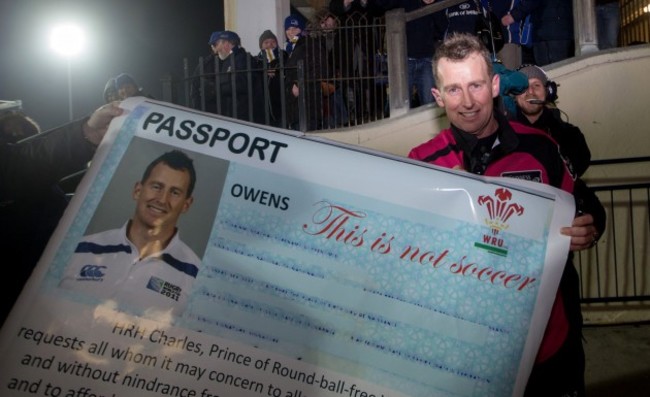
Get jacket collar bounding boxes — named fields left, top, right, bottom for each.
left=450, top=110, right=519, bottom=158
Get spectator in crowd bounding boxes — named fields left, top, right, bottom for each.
left=313, top=7, right=350, bottom=127
left=284, top=15, right=305, bottom=56
left=216, top=30, right=263, bottom=123
left=444, top=1, right=483, bottom=36
left=596, top=0, right=620, bottom=50
left=114, top=73, right=152, bottom=100
left=502, top=0, right=575, bottom=66
left=284, top=11, right=331, bottom=130
left=317, top=6, right=358, bottom=123
left=0, top=111, right=40, bottom=144
left=103, top=77, right=120, bottom=103
left=376, top=0, right=447, bottom=108
left=444, top=1, right=504, bottom=59
left=256, top=29, right=289, bottom=127
left=408, top=33, right=599, bottom=397
left=493, top=0, right=532, bottom=69
left=193, top=30, right=260, bottom=123
left=329, top=0, right=386, bottom=123
left=259, top=29, right=279, bottom=52
left=190, top=31, right=223, bottom=114
left=60, top=149, right=201, bottom=317
left=1, top=102, right=122, bottom=326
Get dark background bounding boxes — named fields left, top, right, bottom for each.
left=0, top=0, right=224, bottom=131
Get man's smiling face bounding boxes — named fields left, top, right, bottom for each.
left=432, top=53, right=500, bottom=138
left=132, top=162, right=193, bottom=232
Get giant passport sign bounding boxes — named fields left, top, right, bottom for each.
left=0, top=98, right=574, bottom=397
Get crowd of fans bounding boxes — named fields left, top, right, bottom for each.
left=184, top=1, right=619, bottom=133
left=189, top=4, right=388, bottom=131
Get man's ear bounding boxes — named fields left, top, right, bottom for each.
left=132, top=181, right=142, bottom=200
left=182, top=196, right=194, bottom=214
left=431, top=87, right=444, bottom=107
left=492, top=73, right=501, bottom=98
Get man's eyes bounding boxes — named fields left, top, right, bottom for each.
left=447, top=83, right=483, bottom=94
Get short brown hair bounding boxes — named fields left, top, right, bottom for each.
left=141, top=150, right=196, bottom=197
left=433, top=33, right=494, bottom=86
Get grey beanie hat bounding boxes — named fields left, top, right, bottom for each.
left=517, top=64, right=548, bottom=85
left=258, top=30, right=278, bottom=49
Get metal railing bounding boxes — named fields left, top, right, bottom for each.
left=576, top=157, right=650, bottom=303
left=165, top=0, right=650, bottom=131
left=172, top=13, right=388, bottom=133
left=621, top=0, right=650, bottom=45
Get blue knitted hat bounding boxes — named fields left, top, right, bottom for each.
left=284, top=15, right=305, bottom=31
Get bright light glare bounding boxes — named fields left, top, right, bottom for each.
left=49, top=24, right=86, bottom=57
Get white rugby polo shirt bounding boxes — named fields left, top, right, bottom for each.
left=59, top=223, right=201, bottom=316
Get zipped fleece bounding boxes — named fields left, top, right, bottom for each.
left=409, top=113, right=575, bottom=363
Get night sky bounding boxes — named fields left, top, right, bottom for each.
left=0, top=0, right=224, bottom=131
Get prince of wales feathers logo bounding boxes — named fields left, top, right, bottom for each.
left=475, top=188, right=525, bottom=256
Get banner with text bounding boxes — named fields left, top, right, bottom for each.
left=0, top=98, right=574, bottom=397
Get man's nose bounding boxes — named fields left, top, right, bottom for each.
left=461, top=91, right=473, bottom=108
left=155, top=189, right=171, bottom=203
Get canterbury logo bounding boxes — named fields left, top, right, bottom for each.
left=79, top=265, right=107, bottom=280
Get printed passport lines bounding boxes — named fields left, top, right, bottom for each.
left=189, top=285, right=492, bottom=394
left=220, top=219, right=339, bottom=259
left=197, top=269, right=398, bottom=330
left=207, top=240, right=510, bottom=338
left=360, top=286, right=511, bottom=336
left=184, top=312, right=280, bottom=344
left=213, top=237, right=325, bottom=279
